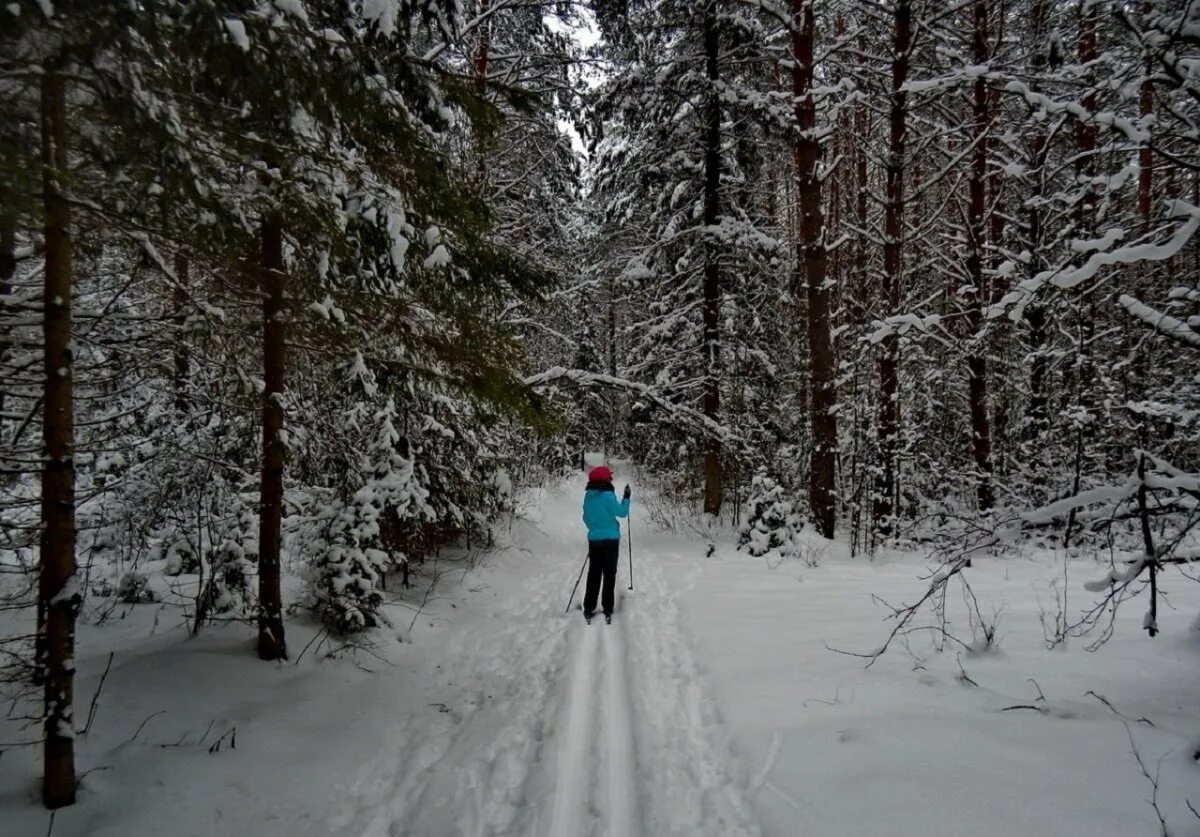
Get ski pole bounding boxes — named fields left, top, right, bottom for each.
left=564, top=552, right=588, bottom=615
left=627, top=517, right=634, bottom=591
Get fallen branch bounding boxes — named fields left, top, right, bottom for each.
left=122, top=710, right=165, bottom=747
left=293, top=627, right=328, bottom=666
left=1123, top=723, right=1168, bottom=835
left=1084, top=690, right=1156, bottom=727
left=159, top=719, right=214, bottom=749
left=207, top=726, right=236, bottom=754
left=955, top=653, right=978, bottom=688
left=81, top=651, right=115, bottom=736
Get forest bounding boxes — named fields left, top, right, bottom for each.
left=2, top=1, right=1199, bottom=834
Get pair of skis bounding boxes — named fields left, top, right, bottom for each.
left=583, top=612, right=612, bottom=626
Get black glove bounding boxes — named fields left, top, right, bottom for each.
left=623, top=484, right=631, bottom=500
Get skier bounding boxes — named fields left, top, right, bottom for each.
left=581, top=465, right=631, bottom=624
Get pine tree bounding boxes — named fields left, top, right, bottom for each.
left=791, top=0, right=837, bottom=538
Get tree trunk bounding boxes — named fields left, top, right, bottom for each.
left=1024, top=0, right=1051, bottom=445
left=1076, top=2, right=1098, bottom=225
left=0, top=202, right=13, bottom=430
left=829, top=13, right=847, bottom=326
left=472, top=0, right=491, bottom=184
left=606, top=271, right=618, bottom=455
left=875, top=0, right=912, bottom=534
left=173, top=253, right=190, bottom=412
left=474, top=0, right=490, bottom=96
left=1130, top=1, right=1154, bottom=444
left=702, top=4, right=722, bottom=516
left=965, top=0, right=995, bottom=512
left=852, top=93, right=869, bottom=329
left=39, top=60, right=78, bottom=810
left=1138, top=44, right=1153, bottom=226
left=1071, top=0, right=1099, bottom=456
left=792, top=0, right=836, bottom=538
left=257, top=211, right=287, bottom=661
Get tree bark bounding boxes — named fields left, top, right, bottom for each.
left=173, top=253, right=190, bottom=412
left=257, top=211, right=287, bottom=661
left=606, top=271, right=618, bottom=455
left=0, top=200, right=13, bottom=430
left=792, top=0, right=836, bottom=538
left=875, top=0, right=912, bottom=533
left=829, top=14, right=847, bottom=326
left=474, top=0, right=491, bottom=177
left=853, top=107, right=869, bottom=329
left=1138, top=48, right=1153, bottom=226
left=474, top=0, right=490, bottom=96
left=1076, top=2, right=1098, bottom=224
left=702, top=3, right=722, bottom=516
left=965, top=0, right=995, bottom=512
left=1130, top=1, right=1154, bottom=440
left=1070, top=0, right=1099, bottom=461
left=1024, top=0, right=1051, bottom=444
left=39, top=60, right=78, bottom=810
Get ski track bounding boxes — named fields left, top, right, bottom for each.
left=331, top=566, right=570, bottom=837
left=548, top=623, right=599, bottom=837
left=625, top=553, right=763, bottom=837
left=334, top=501, right=762, bottom=837
left=602, top=619, right=640, bottom=837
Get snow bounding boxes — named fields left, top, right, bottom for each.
left=387, top=211, right=410, bottom=270
left=223, top=19, right=250, bottom=52
left=1118, top=294, right=1200, bottom=348
left=422, top=244, right=450, bottom=269
left=3, top=482, right=1199, bottom=835
left=1083, top=556, right=1146, bottom=592
left=549, top=626, right=600, bottom=836
left=362, top=0, right=399, bottom=37
left=661, top=535, right=1200, bottom=836
left=50, top=574, right=78, bottom=606
left=272, top=0, right=308, bottom=21
left=992, top=201, right=1200, bottom=320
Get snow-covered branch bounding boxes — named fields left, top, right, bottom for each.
left=523, top=367, right=734, bottom=443
left=1117, top=294, right=1200, bottom=349
left=991, top=201, right=1200, bottom=320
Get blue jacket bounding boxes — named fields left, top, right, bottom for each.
left=582, top=488, right=630, bottom=541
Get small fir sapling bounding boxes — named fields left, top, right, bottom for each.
left=737, top=468, right=805, bottom=559
left=300, top=398, right=433, bottom=633
left=197, top=499, right=257, bottom=620
left=116, top=572, right=158, bottom=604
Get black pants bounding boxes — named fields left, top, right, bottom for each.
left=583, top=538, right=620, bottom=616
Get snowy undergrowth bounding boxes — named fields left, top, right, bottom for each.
left=0, top=540, right=492, bottom=836
left=652, top=524, right=1200, bottom=837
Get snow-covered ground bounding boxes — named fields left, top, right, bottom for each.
left=3, top=478, right=1199, bottom=836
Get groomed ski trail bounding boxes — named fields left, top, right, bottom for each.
left=622, top=553, right=762, bottom=837
left=545, top=613, right=640, bottom=837
left=602, top=622, right=639, bottom=837
left=329, top=559, right=572, bottom=837
left=331, top=485, right=762, bottom=837
left=547, top=623, right=599, bottom=836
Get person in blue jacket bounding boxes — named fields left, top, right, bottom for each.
left=581, top=465, right=631, bottom=624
